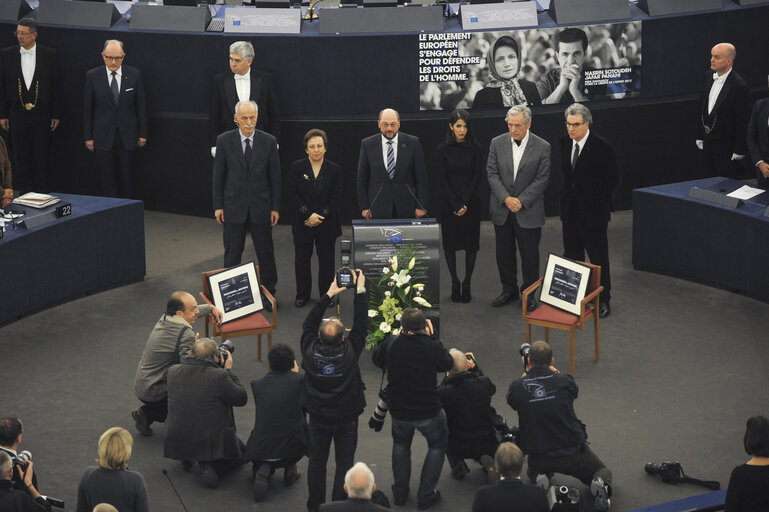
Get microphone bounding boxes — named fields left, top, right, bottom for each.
left=365, top=184, right=385, bottom=222
left=162, top=469, right=190, bottom=512
left=406, top=184, right=428, bottom=217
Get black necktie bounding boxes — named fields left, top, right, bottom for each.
left=572, top=143, right=580, bottom=170
left=110, top=71, right=119, bottom=103
left=244, top=138, right=252, bottom=168
left=514, top=139, right=522, bottom=147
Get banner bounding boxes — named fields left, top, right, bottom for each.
left=419, top=22, right=642, bottom=111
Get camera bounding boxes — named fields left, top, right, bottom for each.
left=645, top=461, right=683, bottom=483
left=548, top=485, right=581, bottom=511
left=368, top=387, right=390, bottom=432
left=520, top=343, right=531, bottom=369
left=13, top=450, right=32, bottom=471
left=218, top=340, right=235, bottom=367
left=336, top=240, right=356, bottom=288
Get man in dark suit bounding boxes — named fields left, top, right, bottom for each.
left=210, top=40, right=279, bottom=155
left=244, top=344, right=308, bottom=502
left=471, top=443, right=549, bottom=512
left=0, top=18, right=59, bottom=194
left=319, top=462, right=389, bottom=512
left=696, top=43, right=750, bottom=178
left=747, top=78, right=769, bottom=189
left=83, top=40, right=147, bottom=198
left=164, top=338, right=248, bottom=489
left=487, top=105, right=550, bottom=311
left=357, top=108, right=428, bottom=219
left=559, top=103, right=619, bottom=318
left=212, top=100, right=280, bottom=297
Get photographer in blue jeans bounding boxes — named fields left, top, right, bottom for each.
left=372, top=309, right=453, bottom=510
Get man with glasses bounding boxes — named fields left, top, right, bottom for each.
left=83, top=39, right=147, bottom=198
left=0, top=18, right=60, bottom=194
left=559, top=103, right=619, bottom=318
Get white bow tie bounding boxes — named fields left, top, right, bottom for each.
left=712, top=72, right=725, bottom=81
left=20, top=47, right=34, bottom=56
left=234, top=74, right=249, bottom=81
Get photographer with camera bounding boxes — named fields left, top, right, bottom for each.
left=0, top=417, right=39, bottom=492
left=164, top=338, right=247, bottom=489
left=0, top=451, right=50, bottom=511
left=132, top=291, right=222, bottom=437
left=372, top=308, right=453, bottom=510
left=438, top=349, right=501, bottom=482
left=300, top=270, right=368, bottom=512
left=506, top=341, right=612, bottom=511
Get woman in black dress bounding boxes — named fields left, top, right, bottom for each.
left=473, top=35, right=541, bottom=109
left=725, top=415, right=769, bottom=512
left=290, top=129, right=342, bottom=307
left=437, top=109, right=484, bottom=303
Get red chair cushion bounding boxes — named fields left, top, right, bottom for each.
left=218, top=313, right=272, bottom=333
left=527, top=303, right=589, bottom=326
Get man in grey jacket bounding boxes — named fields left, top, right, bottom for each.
left=132, top=291, right=222, bottom=436
left=487, top=105, right=550, bottom=312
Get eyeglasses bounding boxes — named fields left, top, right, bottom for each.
left=565, top=122, right=587, bottom=128
left=14, top=31, right=33, bottom=37
left=104, top=55, right=124, bottom=62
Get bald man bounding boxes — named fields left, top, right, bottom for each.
left=132, top=291, right=222, bottom=437
left=696, top=42, right=750, bottom=179
left=357, top=108, right=428, bottom=219
left=319, top=462, right=389, bottom=512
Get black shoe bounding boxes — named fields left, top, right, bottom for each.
left=461, top=284, right=471, bottom=303
left=294, top=298, right=308, bottom=308
left=131, top=409, right=153, bottom=437
left=526, top=295, right=538, bottom=313
left=417, top=491, right=441, bottom=510
left=253, top=463, right=270, bottom=501
left=492, top=292, right=517, bottom=307
left=200, top=462, right=219, bottom=489
left=451, top=282, right=461, bottom=302
left=283, top=465, right=301, bottom=486
left=451, top=460, right=470, bottom=480
left=599, top=301, right=611, bottom=318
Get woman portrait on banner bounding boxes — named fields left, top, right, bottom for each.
left=436, top=109, right=484, bottom=303
left=76, top=427, right=149, bottom=512
left=472, top=35, right=542, bottom=109
left=290, top=128, right=342, bottom=308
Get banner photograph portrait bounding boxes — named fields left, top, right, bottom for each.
left=419, top=22, right=642, bottom=111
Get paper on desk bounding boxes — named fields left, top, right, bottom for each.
left=727, top=185, right=766, bottom=201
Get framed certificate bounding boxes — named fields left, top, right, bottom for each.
left=206, top=261, right=264, bottom=323
left=539, top=254, right=592, bottom=315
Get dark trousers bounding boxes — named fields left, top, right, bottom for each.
left=494, top=214, right=541, bottom=295
left=391, top=410, right=448, bottom=504
left=563, top=213, right=611, bottom=302
left=250, top=455, right=302, bottom=475
left=702, top=139, right=740, bottom=179
left=95, top=134, right=135, bottom=198
left=293, top=223, right=336, bottom=301
left=306, top=417, right=358, bottom=512
left=206, top=438, right=246, bottom=476
left=222, top=216, right=277, bottom=295
left=139, top=398, right=167, bottom=423
left=9, top=109, right=51, bottom=192
left=527, top=444, right=612, bottom=487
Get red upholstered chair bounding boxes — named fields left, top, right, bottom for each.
left=200, top=267, right=277, bottom=362
left=521, top=261, right=603, bottom=375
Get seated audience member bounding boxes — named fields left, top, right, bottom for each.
left=132, top=291, right=222, bottom=437
left=319, top=462, right=389, bottom=512
left=164, top=338, right=248, bottom=488
left=243, top=344, right=308, bottom=502
left=471, top=443, right=549, bottom=512
left=725, top=415, right=769, bottom=512
left=0, top=416, right=39, bottom=491
left=76, top=427, right=149, bottom=512
left=438, top=349, right=499, bottom=481
left=0, top=451, right=50, bottom=511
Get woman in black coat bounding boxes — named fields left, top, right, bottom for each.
left=473, top=35, right=541, bottom=109
left=437, top=109, right=484, bottom=303
left=290, top=129, right=342, bottom=307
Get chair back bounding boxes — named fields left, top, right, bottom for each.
left=580, top=261, right=601, bottom=299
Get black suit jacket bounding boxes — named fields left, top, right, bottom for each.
left=559, top=132, right=620, bottom=226
left=698, top=69, right=750, bottom=154
left=356, top=131, right=427, bottom=219
left=320, top=498, right=391, bottom=512
left=471, top=479, right=549, bottom=512
left=0, top=44, right=60, bottom=120
left=83, top=65, right=148, bottom=151
left=212, top=128, right=281, bottom=225
left=290, top=157, right=342, bottom=237
left=747, top=97, right=769, bottom=186
left=209, top=69, right=280, bottom=144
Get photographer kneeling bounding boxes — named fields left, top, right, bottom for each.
left=0, top=451, right=50, bottom=511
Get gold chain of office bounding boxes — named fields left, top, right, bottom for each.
left=18, top=78, right=38, bottom=111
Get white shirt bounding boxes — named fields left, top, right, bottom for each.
left=510, top=131, right=530, bottom=182
left=572, top=129, right=590, bottom=164
left=234, top=69, right=251, bottom=103
left=106, top=66, right=122, bottom=92
left=708, top=68, right=731, bottom=114
left=20, top=44, right=36, bottom=90
left=381, top=133, right=399, bottom=171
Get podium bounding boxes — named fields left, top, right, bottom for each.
left=352, top=218, right=441, bottom=337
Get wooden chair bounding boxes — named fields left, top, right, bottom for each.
left=521, top=261, right=603, bottom=375
left=200, top=267, right=277, bottom=362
